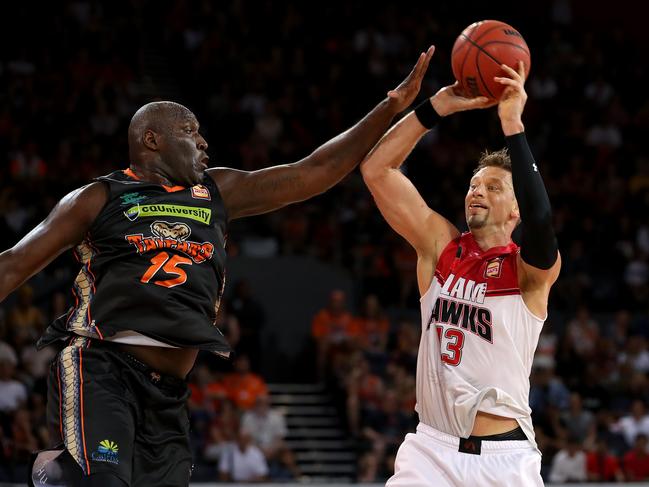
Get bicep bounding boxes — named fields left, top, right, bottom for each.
left=208, top=165, right=310, bottom=220
left=0, top=183, right=107, bottom=299
left=363, top=167, right=459, bottom=258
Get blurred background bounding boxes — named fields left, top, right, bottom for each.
left=0, top=0, right=648, bottom=484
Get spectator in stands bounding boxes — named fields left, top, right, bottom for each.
left=586, top=437, right=625, bottom=482
left=346, top=355, right=384, bottom=435
left=312, top=289, right=357, bottom=381
left=560, top=392, right=596, bottom=447
left=361, top=389, right=410, bottom=462
left=623, top=433, right=649, bottom=481
left=7, top=285, right=45, bottom=340
left=219, top=429, right=269, bottom=482
left=353, top=294, right=390, bottom=371
left=223, top=354, right=269, bottom=410
left=614, top=399, right=649, bottom=448
left=548, top=436, right=588, bottom=483
left=241, top=394, right=300, bottom=480
left=0, top=342, right=26, bottom=413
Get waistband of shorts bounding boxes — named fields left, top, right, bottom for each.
left=68, top=335, right=187, bottom=390
left=416, top=422, right=533, bottom=452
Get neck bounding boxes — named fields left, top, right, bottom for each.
left=470, top=226, right=512, bottom=251
left=130, top=162, right=174, bottom=187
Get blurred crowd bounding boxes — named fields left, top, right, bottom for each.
left=1, top=0, right=648, bottom=483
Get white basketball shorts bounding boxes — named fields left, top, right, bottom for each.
left=386, top=422, right=543, bottom=487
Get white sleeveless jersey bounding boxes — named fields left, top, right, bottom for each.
left=416, top=232, right=544, bottom=452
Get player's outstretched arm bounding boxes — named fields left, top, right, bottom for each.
left=495, top=62, right=561, bottom=309
left=361, top=79, right=495, bottom=293
left=0, top=183, right=107, bottom=302
left=207, top=47, right=436, bottom=220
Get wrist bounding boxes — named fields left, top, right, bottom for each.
left=430, top=94, right=451, bottom=117
left=501, top=119, right=524, bottom=136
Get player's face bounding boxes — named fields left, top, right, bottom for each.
left=159, top=114, right=209, bottom=187
left=465, top=166, right=519, bottom=231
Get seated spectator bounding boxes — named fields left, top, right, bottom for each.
left=613, top=399, right=649, bottom=448
left=586, top=437, right=624, bottom=482
left=559, top=392, right=596, bottom=447
left=311, top=289, right=358, bottom=381
left=624, top=433, right=649, bottom=481
left=0, top=342, right=27, bottom=413
left=346, top=356, right=384, bottom=435
left=7, top=285, right=45, bottom=340
left=361, top=389, right=410, bottom=460
left=241, top=395, right=299, bottom=480
left=223, top=354, right=268, bottom=410
left=219, top=429, right=269, bottom=482
left=549, top=436, right=587, bottom=483
left=353, top=294, right=389, bottom=361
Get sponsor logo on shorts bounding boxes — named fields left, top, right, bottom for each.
left=124, top=204, right=211, bottom=224
left=91, top=439, right=119, bottom=464
left=120, top=192, right=148, bottom=206
left=191, top=184, right=211, bottom=200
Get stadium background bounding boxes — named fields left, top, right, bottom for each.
left=1, top=0, right=648, bottom=484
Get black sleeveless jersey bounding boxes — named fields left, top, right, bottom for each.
left=38, top=169, right=231, bottom=354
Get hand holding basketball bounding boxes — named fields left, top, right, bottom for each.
left=495, top=61, right=527, bottom=135
left=430, top=82, right=496, bottom=117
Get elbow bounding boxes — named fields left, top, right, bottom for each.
left=360, top=159, right=383, bottom=184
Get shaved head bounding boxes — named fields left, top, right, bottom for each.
left=126, top=101, right=209, bottom=187
left=128, top=101, right=195, bottom=162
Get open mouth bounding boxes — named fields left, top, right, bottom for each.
left=469, top=203, right=488, bottom=210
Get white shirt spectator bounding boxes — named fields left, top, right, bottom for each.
left=241, top=408, right=288, bottom=449
left=219, top=441, right=269, bottom=482
left=0, top=377, right=28, bottom=412
left=549, top=448, right=587, bottom=483
left=615, top=414, right=649, bottom=447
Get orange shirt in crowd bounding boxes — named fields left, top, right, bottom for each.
left=222, top=372, right=268, bottom=410
left=311, top=309, right=358, bottom=340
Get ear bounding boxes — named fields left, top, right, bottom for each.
left=142, top=129, right=159, bottom=151
left=511, top=201, right=520, bottom=222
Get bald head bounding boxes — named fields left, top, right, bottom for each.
left=128, top=101, right=195, bottom=162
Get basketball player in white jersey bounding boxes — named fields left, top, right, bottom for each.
left=361, top=58, right=560, bottom=486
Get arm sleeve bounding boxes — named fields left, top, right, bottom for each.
left=506, top=132, right=558, bottom=270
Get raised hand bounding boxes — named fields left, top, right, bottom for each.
left=430, top=81, right=497, bottom=117
left=386, top=46, right=435, bottom=113
left=494, top=61, right=528, bottom=135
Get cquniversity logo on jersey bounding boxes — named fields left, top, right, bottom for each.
left=91, top=439, right=119, bottom=464
left=124, top=204, right=211, bottom=225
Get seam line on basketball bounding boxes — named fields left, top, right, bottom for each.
left=460, top=33, right=503, bottom=66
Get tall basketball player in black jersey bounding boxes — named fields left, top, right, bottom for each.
left=0, top=47, right=494, bottom=487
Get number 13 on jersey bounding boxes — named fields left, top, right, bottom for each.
left=436, top=326, right=465, bottom=366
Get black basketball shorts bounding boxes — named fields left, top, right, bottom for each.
left=34, top=336, right=192, bottom=486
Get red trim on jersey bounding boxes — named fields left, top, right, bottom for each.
left=435, top=232, right=520, bottom=293
left=123, top=168, right=186, bottom=192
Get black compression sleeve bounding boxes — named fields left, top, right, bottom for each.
left=506, top=132, right=558, bottom=269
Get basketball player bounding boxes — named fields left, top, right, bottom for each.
left=361, top=61, right=560, bottom=486
left=0, top=49, right=437, bottom=487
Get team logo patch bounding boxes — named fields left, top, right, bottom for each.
left=151, top=221, right=191, bottom=240
left=91, top=439, right=119, bottom=464
left=191, top=184, right=211, bottom=200
left=484, top=258, right=503, bottom=279
left=126, top=220, right=214, bottom=264
left=120, top=192, right=148, bottom=206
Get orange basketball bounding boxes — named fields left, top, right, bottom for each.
left=451, top=20, right=531, bottom=100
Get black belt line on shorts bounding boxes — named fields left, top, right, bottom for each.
left=458, top=426, right=527, bottom=455
left=86, top=338, right=186, bottom=388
